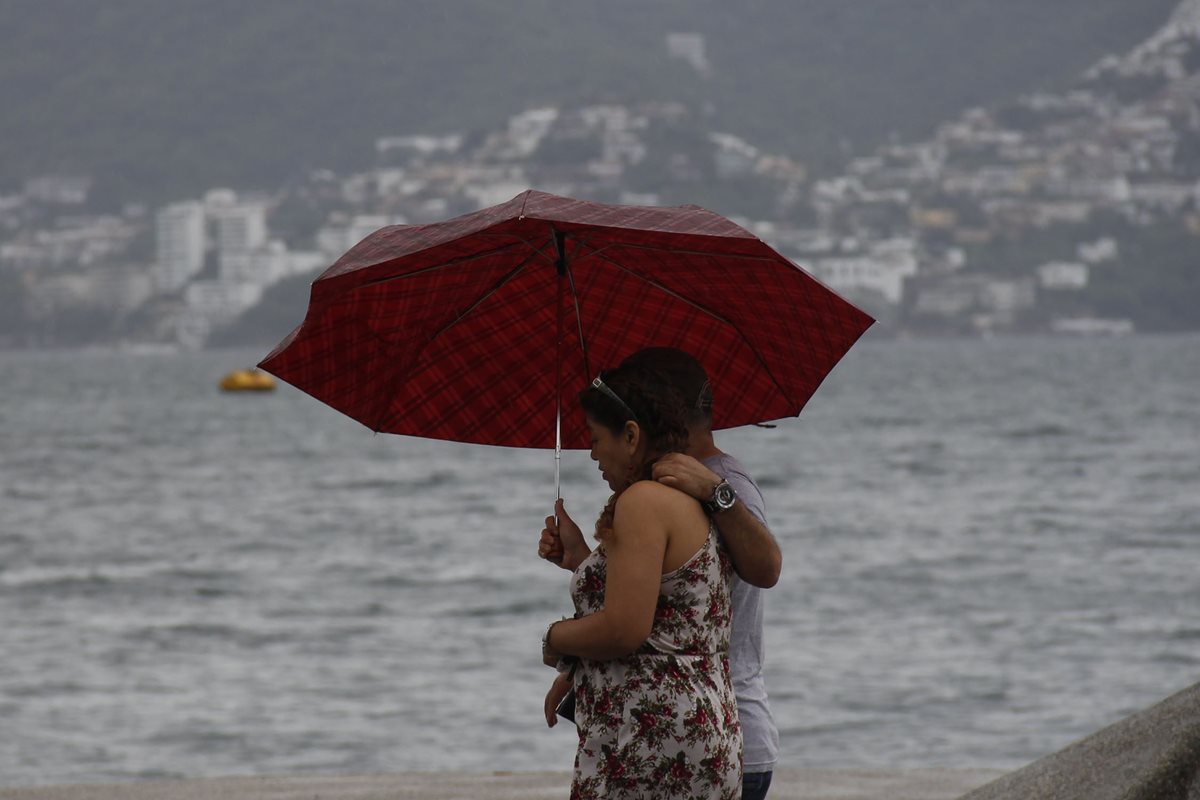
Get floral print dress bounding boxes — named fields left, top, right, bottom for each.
left=568, top=528, right=742, bottom=800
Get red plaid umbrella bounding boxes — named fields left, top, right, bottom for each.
left=259, top=190, right=873, bottom=452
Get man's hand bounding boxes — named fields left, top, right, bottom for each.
left=654, top=452, right=782, bottom=588
left=538, top=498, right=591, bottom=571
left=544, top=671, right=573, bottom=728
left=652, top=452, right=721, bottom=501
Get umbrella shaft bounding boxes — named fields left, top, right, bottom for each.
left=555, top=405, right=562, bottom=520
left=554, top=228, right=566, bottom=516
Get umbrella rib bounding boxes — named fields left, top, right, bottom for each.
left=586, top=240, right=780, bottom=264
left=564, top=257, right=591, bottom=381
left=351, top=237, right=532, bottom=290
left=427, top=247, right=546, bottom=342
left=549, top=229, right=617, bottom=389
left=581, top=246, right=796, bottom=412
left=585, top=248, right=735, bottom=322
left=369, top=247, right=549, bottom=432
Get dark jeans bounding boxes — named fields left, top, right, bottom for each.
left=743, top=770, right=773, bottom=800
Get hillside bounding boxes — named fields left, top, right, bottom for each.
left=0, top=0, right=1179, bottom=206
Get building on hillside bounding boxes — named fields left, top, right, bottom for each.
left=665, top=33, right=710, bottom=76
left=212, top=200, right=273, bottom=286
left=176, top=281, right=265, bottom=349
left=154, top=202, right=206, bottom=294
left=89, top=265, right=154, bottom=314
left=219, top=241, right=283, bottom=286
left=213, top=202, right=267, bottom=257
left=1129, top=181, right=1195, bottom=212
left=710, top=133, right=760, bottom=179
left=183, top=281, right=262, bottom=323
left=479, top=108, right=558, bottom=161
left=315, top=214, right=406, bottom=259
left=1050, top=317, right=1135, bottom=336
left=24, top=175, right=92, bottom=205
left=1077, top=237, right=1119, bottom=263
left=221, top=242, right=325, bottom=286
left=1037, top=261, right=1090, bottom=290
left=375, top=133, right=465, bottom=163
left=806, top=237, right=916, bottom=307
left=908, top=274, right=1037, bottom=331
left=24, top=265, right=152, bottom=320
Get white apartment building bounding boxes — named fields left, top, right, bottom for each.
left=221, top=243, right=326, bottom=286
left=214, top=202, right=268, bottom=257
left=803, top=239, right=919, bottom=305
left=316, top=214, right=400, bottom=259
left=183, top=280, right=263, bottom=327
left=155, top=201, right=205, bottom=294
left=1038, top=261, right=1090, bottom=290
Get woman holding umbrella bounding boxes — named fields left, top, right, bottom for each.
left=541, top=361, right=741, bottom=800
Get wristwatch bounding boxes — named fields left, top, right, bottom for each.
left=703, top=478, right=738, bottom=513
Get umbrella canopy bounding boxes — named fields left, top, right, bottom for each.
left=259, top=190, right=873, bottom=449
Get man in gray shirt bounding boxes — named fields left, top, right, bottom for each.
left=540, top=347, right=781, bottom=800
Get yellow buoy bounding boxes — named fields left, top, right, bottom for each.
left=219, top=369, right=276, bottom=392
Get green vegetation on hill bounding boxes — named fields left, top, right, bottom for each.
left=959, top=213, right=1200, bottom=332
left=1088, top=222, right=1200, bottom=330
left=0, top=0, right=1179, bottom=205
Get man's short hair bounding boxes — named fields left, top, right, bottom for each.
left=619, top=347, right=712, bottom=427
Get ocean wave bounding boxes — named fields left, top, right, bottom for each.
left=1000, top=423, right=1074, bottom=439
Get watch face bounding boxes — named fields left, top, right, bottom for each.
left=714, top=481, right=736, bottom=510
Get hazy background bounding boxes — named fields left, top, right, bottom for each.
left=3, top=0, right=1199, bottom=349
left=0, top=0, right=1181, bottom=204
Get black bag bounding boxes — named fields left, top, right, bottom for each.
left=556, top=687, right=577, bottom=723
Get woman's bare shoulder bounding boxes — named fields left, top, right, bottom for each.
left=615, top=479, right=697, bottom=515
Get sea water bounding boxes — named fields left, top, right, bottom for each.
left=1, top=335, right=1197, bottom=785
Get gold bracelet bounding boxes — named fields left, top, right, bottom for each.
left=542, top=619, right=560, bottom=654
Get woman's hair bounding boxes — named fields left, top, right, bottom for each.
left=579, top=361, right=691, bottom=540
left=619, top=347, right=713, bottom=428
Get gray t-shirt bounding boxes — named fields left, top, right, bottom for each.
left=703, top=453, right=780, bottom=772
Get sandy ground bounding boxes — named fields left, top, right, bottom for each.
left=0, top=768, right=1006, bottom=800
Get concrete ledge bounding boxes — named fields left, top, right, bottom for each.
left=0, top=768, right=1004, bottom=800
left=960, top=682, right=1200, bottom=800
